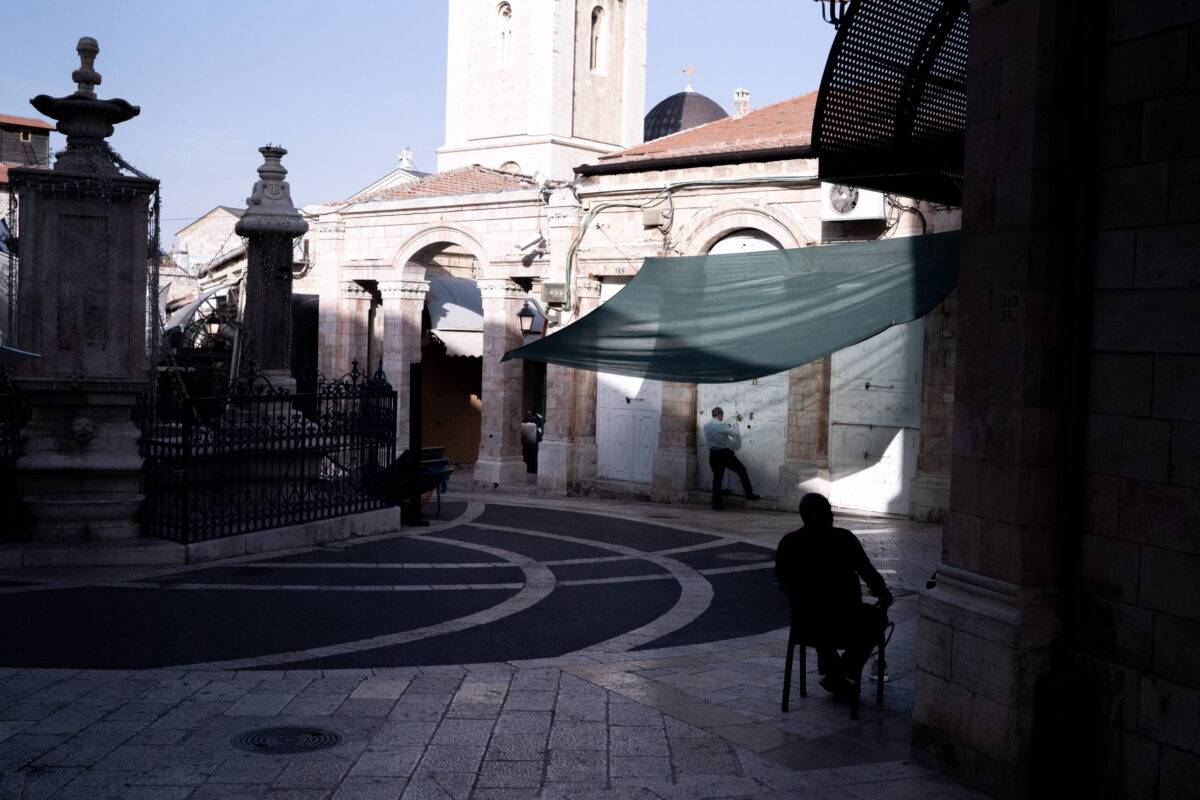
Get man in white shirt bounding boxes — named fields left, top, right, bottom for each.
left=702, top=406, right=761, bottom=510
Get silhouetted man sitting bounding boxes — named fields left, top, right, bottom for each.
left=774, top=493, right=893, bottom=700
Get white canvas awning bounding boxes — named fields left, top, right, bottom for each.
left=432, top=330, right=483, bottom=358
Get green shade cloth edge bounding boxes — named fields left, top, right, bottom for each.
left=503, top=231, right=960, bottom=383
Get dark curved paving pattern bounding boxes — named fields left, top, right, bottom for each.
left=276, top=581, right=683, bottom=669
left=0, top=502, right=791, bottom=670
left=262, top=531, right=505, bottom=564
left=154, top=565, right=525, bottom=587
left=476, top=504, right=719, bottom=551
left=635, top=570, right=790, bottom=650
left=0, top=586, right=514, bottom=669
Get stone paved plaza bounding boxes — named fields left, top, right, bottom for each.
left=0, top=493, right=982, bottom=799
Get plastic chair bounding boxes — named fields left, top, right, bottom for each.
left=781, top=611, right=894, bottom=720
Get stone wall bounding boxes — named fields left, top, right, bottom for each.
left=914, top=1, right=1200, bottom=797
left=911, top=291, right=957, bottom=522
left=1076, top=1, right=1200, bottom=796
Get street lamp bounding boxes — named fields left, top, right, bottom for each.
left=517, top=303, right=537, bottom=335
left=814, top=0, right=851, bottom=27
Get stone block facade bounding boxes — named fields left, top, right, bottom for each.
left=295, top=155, right=958, bottom=508
left=913, top=1, right=1200, bottom=797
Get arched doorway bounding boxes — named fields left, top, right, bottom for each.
left=406, top=243, right=484, bottom=468
left=696, top=229, right=789, bottom=500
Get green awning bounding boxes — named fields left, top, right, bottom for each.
left=503, top=232, right=959, bottom=383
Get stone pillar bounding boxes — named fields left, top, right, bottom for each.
left=310, top=215, right=345, bottom=377
left=912, top=1, right=1079, bottom=793
left=777, top=357, right=832, bottom=512
left=910, top=291, right=957, bottom=522
left=336, top=281, right=371, bottom=374
left=379, top=279, right=428, bottom=451
left=12, top=38, right=157, bottom=541
left=235, top=146, right=308, bottom=392
left=650, top=381, right=699, bottom=503
left=474, top=278, right=527, bottom=487
left=538, top=278, right=601, bottom=495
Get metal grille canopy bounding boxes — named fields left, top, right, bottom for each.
left=813, top=0, right=969, bottom=206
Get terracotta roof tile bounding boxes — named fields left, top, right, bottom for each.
left=0, top=162, right=51, bottom=186
left=0, top=113, right=54, bottom=131
left=598, top=92, right=818, bottom=165
left=355, top=165, right=534, bottom=203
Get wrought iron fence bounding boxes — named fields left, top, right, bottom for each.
left=142, top=364, right=397, bottom=543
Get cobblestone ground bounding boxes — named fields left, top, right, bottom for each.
left=0, top=492, right=983, bottom=800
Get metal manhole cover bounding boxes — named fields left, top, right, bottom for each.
left=717, top=551, right=770, bottom=561
left=232, top=727, right=344, bottom=755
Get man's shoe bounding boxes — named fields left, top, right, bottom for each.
left=745, top=493, right=762, bottom=501
left=820, top=675, right=857, bottom=702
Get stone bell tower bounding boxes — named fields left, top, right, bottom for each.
left=437, top=0, right=648, bottom=180
left=10, top=38, right=158, bottom=541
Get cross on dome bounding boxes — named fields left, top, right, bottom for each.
left=683, top=64, right=695, bottom=92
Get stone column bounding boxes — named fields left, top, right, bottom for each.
left=336, top=281, right=371, bottom=374
left=310, top=216, right=345, bottom=377
left=235, top=146, right=308, bottom=392
left=651, top=381, right=699, bottom=503
left=474, top=278, right=527, bottom=487
left=12, top=37, right=157, bottom=541
left=912, top=0, right=1079, bottom=793
left=379, top=279, right=428, bottom=451
left=538, top=278, right=601, bottom=495
left=910, top=292, right=957, bottom=522
left=777, top=357, right=832, bottom=512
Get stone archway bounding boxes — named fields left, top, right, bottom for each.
left=386, top=234, right=489, bottom=468
left=392, top=224, right=491, bottom=281
left=673, top=202, right=811, bottom=257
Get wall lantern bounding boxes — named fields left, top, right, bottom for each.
left=206, top=313, right=223, bottom=338
left=814, top=0, right=851, bottom=27
left=517, top=303, right=537, bottom=334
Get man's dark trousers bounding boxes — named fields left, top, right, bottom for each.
left=810, top=603, right=888, bottom=682
left=709, top=448, right=753, bottom=508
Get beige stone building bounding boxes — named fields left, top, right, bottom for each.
left=185, top=0, right=958, bottom=519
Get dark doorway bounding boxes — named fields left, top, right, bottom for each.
left=420, top=340, right=482, bottom=468
left=291, top=294, right=319, bottom=392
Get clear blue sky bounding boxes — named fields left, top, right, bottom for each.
left=2, top=2, right=835, bottom=239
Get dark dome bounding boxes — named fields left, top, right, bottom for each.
left=643, top=90, right=729, bottom=141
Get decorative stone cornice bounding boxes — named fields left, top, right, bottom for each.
left=340, top=281, right=372, bottom=299
left=378, top=280, right=429, bottom=300
left=312, top=219, right=345, bottom=236
left=477, top=279, right=528, bottom=300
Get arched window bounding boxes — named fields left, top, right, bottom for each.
left=497, top=2, right=513, bottom=67
left=589, top=5, right=605, bottom=72
left=499, top=161, right=522, bottom=174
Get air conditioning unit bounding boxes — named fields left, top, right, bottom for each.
left=820, top=182, right=887, bottom=222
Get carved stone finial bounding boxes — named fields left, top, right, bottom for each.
left=683, top=64, right=695, bottom=92
left=236, top=145, right=308, bottom=237
left=29, top=36, right=141, bottom=173
left=72, top=37, right=101, bottom=99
